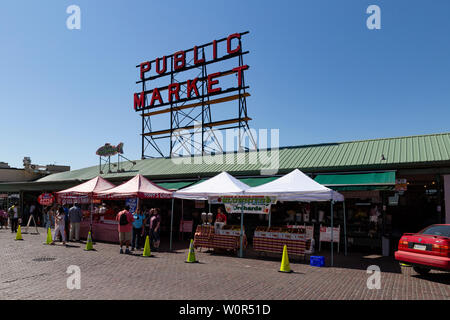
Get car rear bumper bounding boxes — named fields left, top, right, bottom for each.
left=395, top=250, right=450, bottom=270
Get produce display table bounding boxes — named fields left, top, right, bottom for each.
left=194, top=225, right=247, bottom=251
left=253, top=227, right=311, bottom=257
left=80, top=220, right=119, bottom=243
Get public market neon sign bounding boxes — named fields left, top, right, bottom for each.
left=134, top=32, right=249, bottom=111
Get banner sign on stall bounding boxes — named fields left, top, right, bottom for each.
left=319, top=225, right=340, bottom=243
left=38, top=193, right=55, bottom=206
left=125, top=198, right=138, bottom=214
left=209, top=195, right=277, bottom=214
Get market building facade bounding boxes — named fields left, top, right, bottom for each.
left=0, top=132, right=449, bottom=256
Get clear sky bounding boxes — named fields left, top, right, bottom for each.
left=1, top=0, right=449, bottom=170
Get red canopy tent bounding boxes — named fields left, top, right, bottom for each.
left=55, top=176, right=117, bottom=238
left=93, top=174, right=173, bottom=199
left=55, top=176, right=116, bottom=203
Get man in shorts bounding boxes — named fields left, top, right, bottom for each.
left=116, top=205, right=134, bottom=254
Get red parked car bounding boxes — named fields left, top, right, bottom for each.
left=395, top=224, right=450, bottom=275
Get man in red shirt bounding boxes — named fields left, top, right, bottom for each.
left=116, top=205, right=135, bottom=254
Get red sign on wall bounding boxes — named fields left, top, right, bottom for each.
left=38, top=193, right=55, bottom=206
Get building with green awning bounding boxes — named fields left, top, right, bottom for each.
left=1, top=132, right=449, bottom=255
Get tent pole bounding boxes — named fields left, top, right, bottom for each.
left=343, top=200, right=347, bottom=256
left=239, top=204, right=244, bottom=258
left=90, top=201, right=93, bottom=237
left=170, top=198, right=174, bottom=252
left=181, top=199, right=184, bottom=241
left=268, top=211, right=271, bottom=228
left=330, top=200, right=334, bottom=267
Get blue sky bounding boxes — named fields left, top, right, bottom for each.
left=1, top=0, right=449, bottom=170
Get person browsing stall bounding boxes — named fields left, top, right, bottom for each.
left=131, top=207, right=144, bottom=251
left=116, top=205, right=135, bottom=254
left=69, top=203, right=83, bottom=242
left=149, top=208, right=161, bottom=251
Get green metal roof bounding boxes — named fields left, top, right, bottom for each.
left=12, top=132, right=450, bottom=188
left=156, top=181, right=195, bottom=190
left=239, top=177, right=279, bottom=187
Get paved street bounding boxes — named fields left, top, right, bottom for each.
left=0, top=227, right=448, bottom=300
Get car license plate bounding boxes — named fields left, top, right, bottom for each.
left=414, top=244, right=426, bottom=251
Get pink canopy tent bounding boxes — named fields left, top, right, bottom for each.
left=93, top=174, right=173, bottom=199
left=56, top=176, right=116, bottom=203
left=55, top=176, right=117, bottom=238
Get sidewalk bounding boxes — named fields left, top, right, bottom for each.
left=0, top=227, right=448, bottom=300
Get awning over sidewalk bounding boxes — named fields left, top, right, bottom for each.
left=314, top=171, right=396, bottom=191
left=156, top=181, right=195, bottom=190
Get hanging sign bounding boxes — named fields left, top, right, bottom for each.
left=38, top=193, right=55, bottom=206
left=209, top=195, right=277, bottom=214
left=125, top=198, right=138, bottom=213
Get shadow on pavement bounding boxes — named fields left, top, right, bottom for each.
left=411, top=273, right=450, bottom=285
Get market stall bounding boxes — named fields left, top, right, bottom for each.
left=253, top=226, right=311, bottom=258
left=193, top=225, right=247, bottom=252
left=244, top=169, right=345, bottom=265
left=55, top=176, right=116, bottom=240
left=173, top=172, right=250, bottom=255
left=93, top=174, right=173, bottom=243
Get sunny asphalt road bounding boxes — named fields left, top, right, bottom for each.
left=0, top=227, right=448, bottom=300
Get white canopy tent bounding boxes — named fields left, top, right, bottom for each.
left=244, top=169, right=346, bottom=266
left=172, top=172, right=250, bottom=254
left=244, top=169, right=344, bottom=202
left=173, top=171, right=250, bottom=200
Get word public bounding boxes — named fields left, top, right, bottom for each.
left=134, top=33, right=249, bottom=111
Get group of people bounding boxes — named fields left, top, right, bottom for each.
left=116, top=206, right=161, bottom=254
left=2, top=199, right=164, bottom=253
left=45, top=203, right=83, bottom=245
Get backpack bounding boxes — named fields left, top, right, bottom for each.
left=119, top=212, right=129, bottom=226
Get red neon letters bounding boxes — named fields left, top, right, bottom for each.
left=187, top=78, right=200, bottom=98
left=173, top=51, right=186, bottom=71
left=227, top=33, right=241, bottom=54
left=140, top=61, right=151, bottom=80
left=135, top=33, right=248, bottom=110
left=207, top=72, right=222, bottom=94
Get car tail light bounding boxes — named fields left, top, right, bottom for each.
left=398, top=239, right=408, bottom=249
left=431, top=243, right=450, bottom=257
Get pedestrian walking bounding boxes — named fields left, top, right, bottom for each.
left=29, top=203, right=36, bottom=226
left=116, top=205, right=134, bottom=254
left=51, top=207, right=66, bottom=245
left=69, top=203, right=83, bottom=242
left=8, top=204, right=21, bottom=233
left=131, top=207, right=144, bottom=251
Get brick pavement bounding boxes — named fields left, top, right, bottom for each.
left=0, top=227, right=448, bottom=300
